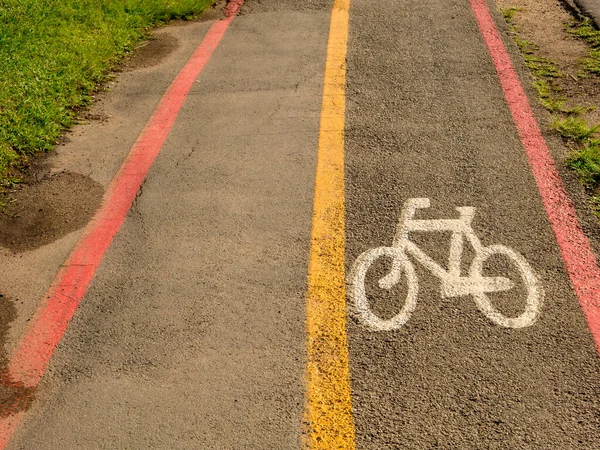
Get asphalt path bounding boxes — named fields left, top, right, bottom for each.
left=3, top=0, right=600, bottom=448
left=344, top=0, right=600, bottom=447
left=7, top=4, right=331, bottom=448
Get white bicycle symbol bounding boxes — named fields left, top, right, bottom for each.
left=348, top=198, right=543, bottom=331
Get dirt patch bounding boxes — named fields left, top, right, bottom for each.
left=124, top=34, right=180, bottom=70
left=80, top=111, right=110, bottom=123
left=498, top=0, right=600, bottom=124
left=500, top=0, right=586, bottom=65
left=200, top=0, right=228, bottom=21
left=0, top=295, right=35, bottom=418
left=0, top=171, right=104, bottom=252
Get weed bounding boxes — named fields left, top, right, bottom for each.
left=514, top=36, right=537, bottom=55
left=513, top=37, right=562, bottom=78
left=511, top=35, right=564, bottom=109
left=566, top=19, right=600, bottom=48
left=567, top=19, right=600, bottom=76
left=539, top=96, right=565, bottom=113
left=590, top=195, right=600, bottom=217
left=582, top=48, right=600, bottom=76
left=566, top=140, right=600, bottom=188
left=501, top=7, right=522, bottom=22
left=551, top=116, right=599, bottom=142
left=523, top=55, right=562, bottom=78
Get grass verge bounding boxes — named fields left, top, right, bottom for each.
left=501, top=6, right=600, bottom=215
left=567, top=18, right=600, bottom=75
left=0, top=0, right=214, bottom=187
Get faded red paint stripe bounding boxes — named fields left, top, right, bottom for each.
left=469, top=0, right=600, bottom=351
left=0, top=12, right=238, bottom=449
left=224, top=0, right=244, bottom=17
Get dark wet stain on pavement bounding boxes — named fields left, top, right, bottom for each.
left=0, top=294, right=35, bottom=418
left=124, top=34, right=179, bottom=70
left=0, top=171, right=104, bottom=252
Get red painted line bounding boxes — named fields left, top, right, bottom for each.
left=224, top=0, right=244, bottom=17
left=469, top=0, right=600, bottom=351
left=0, top=11, right=239, bottom=448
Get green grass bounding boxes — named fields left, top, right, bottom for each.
left=0, top=0, right=213, bottom=185
left=0, top=143, right=18, bottom=187
left=567, top=18, right=600, bottom=46
left=500, top=6, right=522, bottom=23
left=551, top=116, right=599, bottom=142
left=511, top=36, right=565, bottom=110
left=567, top=140, right=600, bottom=189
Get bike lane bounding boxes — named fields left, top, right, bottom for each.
left=343, top=0, right=600, bottom=447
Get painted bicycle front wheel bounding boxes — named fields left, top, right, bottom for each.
left=470, top=245, right=543, bottom=328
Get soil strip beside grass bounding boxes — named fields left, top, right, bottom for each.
left=498, top=0, right=600, bottom=215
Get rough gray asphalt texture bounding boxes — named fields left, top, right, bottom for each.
left=7, top=2, right=331, bottom=448
left=6, top=0, right=600, bottom=447
left=345, top=0, right=600, bottom=448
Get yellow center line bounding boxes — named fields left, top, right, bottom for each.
left=304, top=0, right=355, bottom=448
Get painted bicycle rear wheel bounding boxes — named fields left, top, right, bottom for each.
left=348, top=246, right=418, bottom=331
